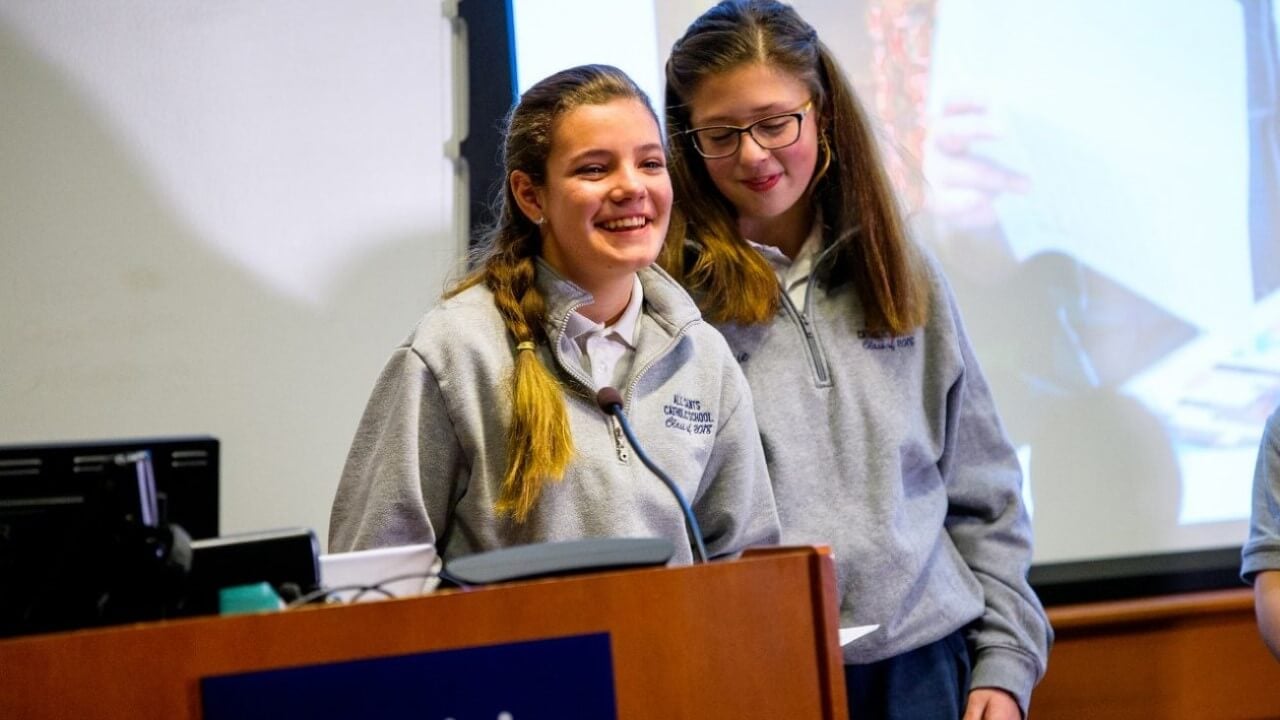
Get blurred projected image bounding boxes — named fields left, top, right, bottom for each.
left=865, top=0, right=1279, bottom=561
left=510, top=0, right=1279, bottom=563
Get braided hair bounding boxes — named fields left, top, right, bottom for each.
left=448, top=64, right=658, bottom=521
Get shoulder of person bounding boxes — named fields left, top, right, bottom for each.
left=403, top=284, right=507, bottom=358
left=908, top=240, right=951, bottom=295
left=426, top=283, right=499, bottom=325
left=639, top=264, right=704, bottom=329
left=905, top=241, right=964, bottom=326
left=1267, top=407, right=1280, bottom=445
left=681, top=319, right=741, bottom=367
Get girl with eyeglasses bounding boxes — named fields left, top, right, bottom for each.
left=330, top=64, right=779, bottom=568
left=661, top=2, right=1050, bottom=718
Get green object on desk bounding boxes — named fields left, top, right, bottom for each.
left=218, top=582, right=285, bottom=615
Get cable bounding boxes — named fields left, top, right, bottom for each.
left=285, top=570, right=440, bottom=609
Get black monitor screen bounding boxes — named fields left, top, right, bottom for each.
left=0, top=436, right=218, bottom=636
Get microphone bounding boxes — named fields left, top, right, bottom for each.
left=596, top=387, right=709, bottom=563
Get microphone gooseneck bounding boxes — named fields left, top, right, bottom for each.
left=595, top=387, right=709, bottom=563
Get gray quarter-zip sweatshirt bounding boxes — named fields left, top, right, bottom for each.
left=716, top=248, right=1051, bottom=714
left=329, top=262, right=781, bottom=565
left=1243, top=407, right=1280, bottom=582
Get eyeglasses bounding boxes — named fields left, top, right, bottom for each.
left=683, top=102, right=812, bottom=159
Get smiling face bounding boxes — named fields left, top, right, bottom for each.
left=687, top=62, right=820, bottom=249
left=511, top=98, right=672, bottom=300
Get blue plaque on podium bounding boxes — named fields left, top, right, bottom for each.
left=201, top=633, right=616, bottom=719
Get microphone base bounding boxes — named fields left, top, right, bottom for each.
left=441, top=537, right=675, bottom=586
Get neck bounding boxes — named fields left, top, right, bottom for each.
left=577, top=274, right=635, bottom=326
left=738, top=197, right=814, bottom=260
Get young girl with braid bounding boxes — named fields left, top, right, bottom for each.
left=662, top=2, right=1049, bottom=718
left=329, top=64, right=779, bottom=565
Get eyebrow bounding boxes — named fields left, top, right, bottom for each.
left=694, top=103, right=798, bottom=127
left=565, top=143, right=665, bottom=164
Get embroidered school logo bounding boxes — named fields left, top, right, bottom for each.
left=663, top=393, right=714, bottom=435
left=857, top=330, right=916, bottom=351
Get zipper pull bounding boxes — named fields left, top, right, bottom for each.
left=610, top=415, right=630, bottom=463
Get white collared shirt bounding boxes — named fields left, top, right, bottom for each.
left=747, top=218, right=824, bottom=309
left=559, top=274, right=643, bottom=390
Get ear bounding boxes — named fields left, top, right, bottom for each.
left=510, top=170, right=546, bottom=226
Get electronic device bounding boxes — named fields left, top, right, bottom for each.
left=596, top=386, right=708, bottom=563
left=0, top=436, right=219, bottom=539
left=186, top=528, right=321, bottom=615
left=319, top=543, right=441, bottom=602
left=0, top=448, right=199, bottom=637
left=0, top=436, right=218, bottom=637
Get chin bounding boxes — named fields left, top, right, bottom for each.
left=640, top=237, right=667, bottom=265
left=621, top=233, right=665, bottom=258
left=618, top=248, right=662, bottom=273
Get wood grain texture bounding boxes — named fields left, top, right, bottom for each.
left=0, top=545, right=847, bottom=720
left=1034, top=588, right=1280, bottom=719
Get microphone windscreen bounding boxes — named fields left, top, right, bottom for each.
left=595, top=386, right=623, bottom=412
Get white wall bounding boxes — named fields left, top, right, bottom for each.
left=0, top=1, right=462, bottom=550
left=5, top=0, right=1270, bottom=567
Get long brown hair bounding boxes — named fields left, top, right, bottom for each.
left=448, top=64, right=657, bottom=522
left=662, top=0, right=927, bottom=334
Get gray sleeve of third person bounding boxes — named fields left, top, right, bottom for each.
left=1243, top=409, right=1280, bottom=582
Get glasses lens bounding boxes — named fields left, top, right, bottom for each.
left=688, top=110, right=804, bottom=158
left=691, top=127, right=740, bottom=159
left=750, top=114, right=801, bottom=150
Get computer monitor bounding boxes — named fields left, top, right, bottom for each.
left=0, top=436, right=219, bottom=540
left=0, top=436, right=218, bottom=637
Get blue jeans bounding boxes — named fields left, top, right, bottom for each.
left=844, top=628, right=972, bottom=720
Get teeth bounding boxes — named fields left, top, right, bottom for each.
left=601, top=216, right=647, bottom=231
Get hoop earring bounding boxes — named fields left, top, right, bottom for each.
left=811, top=131, right=833, bottom=188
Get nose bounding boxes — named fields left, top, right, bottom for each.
left=610, top=166, right=647, bottom=202
left=736, top=131, right=770, bottom=165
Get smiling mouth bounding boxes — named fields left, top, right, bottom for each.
left=598, top=215, right=651, bottom=231
left=743, top=174, right=781, bottom=192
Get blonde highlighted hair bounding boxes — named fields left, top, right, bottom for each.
left=662, top=0, right=928, bottom=335
left=448, top=64, right=658, bottom=522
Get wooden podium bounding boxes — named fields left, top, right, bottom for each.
left=0, top=545, right=847, bottom=719
left=1034, top=588, right=1280, bottom=719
